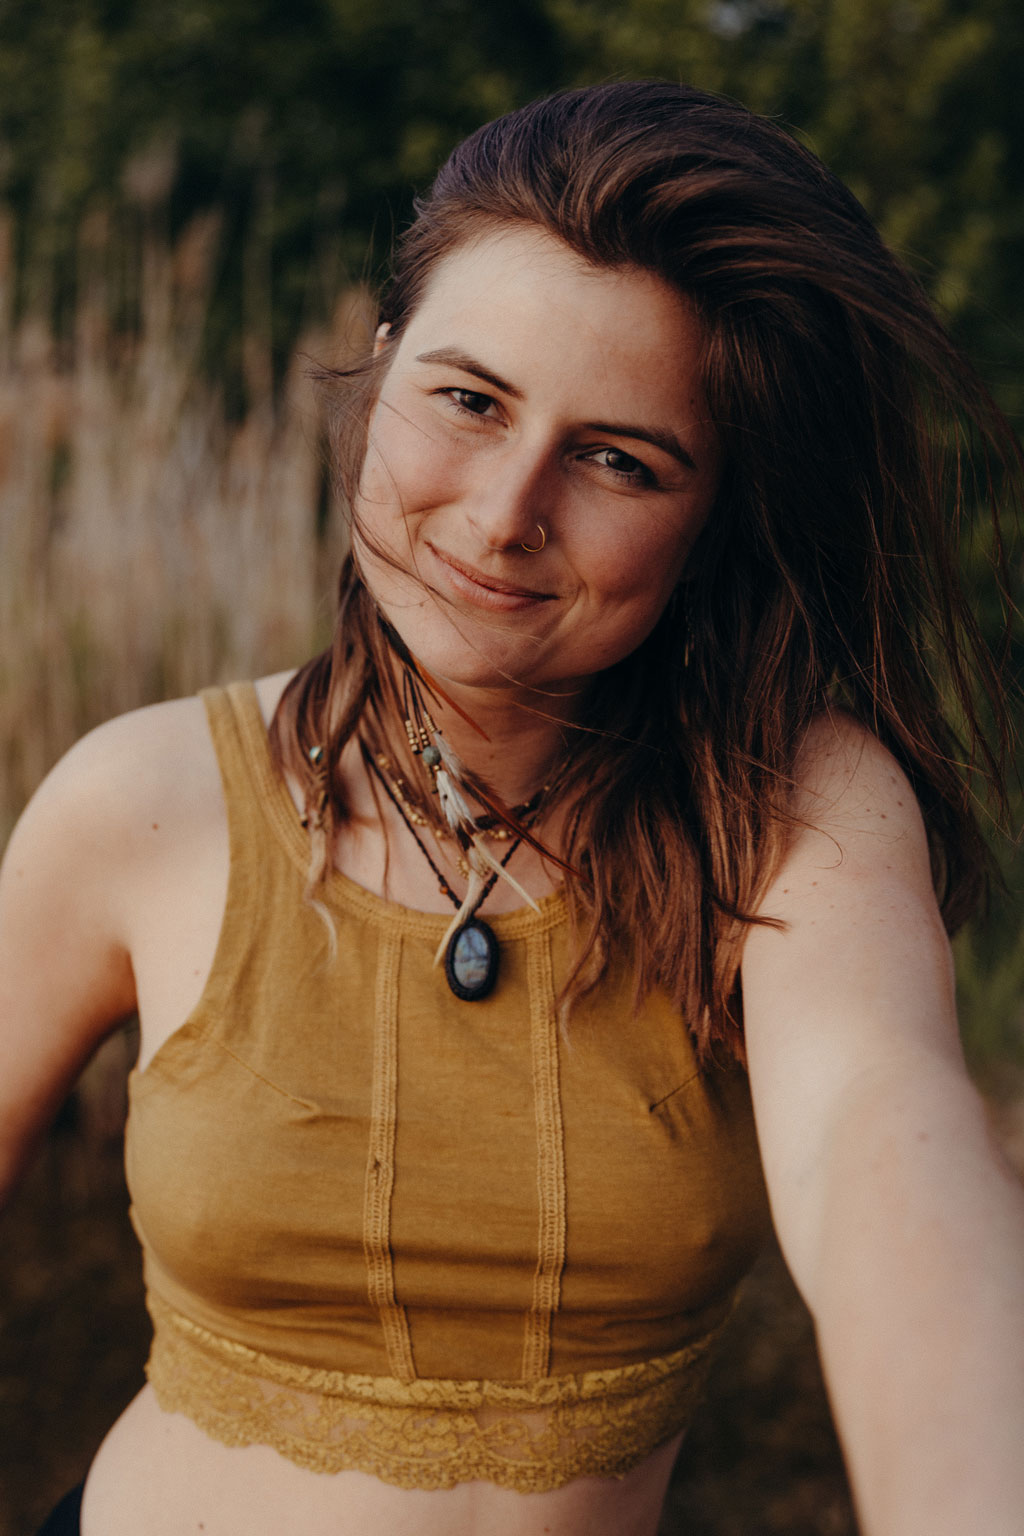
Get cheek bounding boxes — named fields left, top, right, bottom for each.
left=352, top=445, right=418, bottom=585
left=354, top=462, right=425, bottom=575
left=572, top=560, right=680, bottom=670
left=565, top=515, right=702, bottom=669
left=580, top=516, right=699, bottom=609
left=356, top=430, right=412, bottom=521
left=357, top=399, right=464, bottom=529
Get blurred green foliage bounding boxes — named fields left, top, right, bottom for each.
left=554, top=0, right=1024, bottom=409
left=4, top=0, right=1024, bottom=396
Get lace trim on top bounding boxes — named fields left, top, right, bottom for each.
left=146, top=1293, right=722, bottom=1492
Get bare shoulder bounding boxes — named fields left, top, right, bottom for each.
left=4, top=695, right=224, bottom=900
left=770, top=709, right=937, bottom=906
left=791, top=709, right=923, bottom=830
left=0, top=695, right=230, bottom=1045
left=0, top=697, right=211, bottom=1194
left=0, top=675, right=302, bottom=1196
left=253, top=668, right=297, bottom=727
left=5, top=666, right=296, bottom=885
left=742, top=710, right=960, bottom=1105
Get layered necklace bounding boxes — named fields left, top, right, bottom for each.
left=366, top=640, right=566, bottom=1000
left=363, top=746, right=541, bottom=1000
left=303, top=620, right=569, bottom=1001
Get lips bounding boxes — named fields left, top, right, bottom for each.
left=427, top=544, right=555, bottom=608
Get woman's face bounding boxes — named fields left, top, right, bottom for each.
left=355, top=225, right=719, bottom=709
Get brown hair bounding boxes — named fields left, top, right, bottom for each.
left=272, top=81, right=1019, bottom=1063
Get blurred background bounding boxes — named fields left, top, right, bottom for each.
left=1, top=1, right=1022, bottom=1531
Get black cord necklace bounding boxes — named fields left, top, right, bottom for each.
left=363, top=746, right=523, bottom=1002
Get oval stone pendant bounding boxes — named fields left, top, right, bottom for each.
left=444, top=919, right=499, bottom=1001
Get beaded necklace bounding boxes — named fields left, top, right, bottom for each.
left=362, top=746, right=530, bottom=1001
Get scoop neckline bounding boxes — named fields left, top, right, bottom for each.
left=223, top=679, right=568, bottom=942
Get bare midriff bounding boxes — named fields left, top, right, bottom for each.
left=82, top=1387, right=684, bottom=1536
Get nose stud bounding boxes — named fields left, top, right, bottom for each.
left=520, top=523, right=546, bottom=553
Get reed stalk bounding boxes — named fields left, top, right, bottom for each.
left=0, top=198, right=368, bottom=846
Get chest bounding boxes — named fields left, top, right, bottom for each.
left=126, top=902, right=769, bottom=1382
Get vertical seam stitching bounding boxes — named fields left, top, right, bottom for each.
left=522, top=927, right=567, bottom=1379
left=362, top=927, right=416, bottom=1381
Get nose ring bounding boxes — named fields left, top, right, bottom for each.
left=520, top=523, right=546, bottom=553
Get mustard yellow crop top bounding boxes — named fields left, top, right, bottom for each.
left=123, top=682, right=771, bottom=1492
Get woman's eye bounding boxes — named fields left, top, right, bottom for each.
left=446, top=388, right=495, bottom=417
left=589, top=447, right=656, bottom=486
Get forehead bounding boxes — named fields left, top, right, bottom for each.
left=393, top=226, right=707, bottom=415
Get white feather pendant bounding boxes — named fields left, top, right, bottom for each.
left=435, top=767, right=473, bottom=835
left=470, top=835, right=541, bottom=913
left=434, top=731, right=466, bottom=780
left=429, top=724, right=540, bottom=940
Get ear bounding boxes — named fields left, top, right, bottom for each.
left=373, top=323, right=392, bottom=356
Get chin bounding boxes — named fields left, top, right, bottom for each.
left=406, top=641, right=530, bottom=695
left=376, top=606, right=538, bottom=694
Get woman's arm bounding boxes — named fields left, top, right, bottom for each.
left=741, top=718, right=1024, bottom=1536
left=0, top=718, right=147, bottom=1203
left=0, top=694, right=224, bottom=1205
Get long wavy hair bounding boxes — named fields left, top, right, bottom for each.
left=271, top=80, right=1018, bottom=1064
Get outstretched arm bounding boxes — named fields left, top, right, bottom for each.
left=742, top=719, right=1024, bottom=1536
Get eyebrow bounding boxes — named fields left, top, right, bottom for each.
left=587, top=422, right=697, bottom=472
left=415, top=347, right=524, bottom=400
left=414, top=346, right=699, bottom=472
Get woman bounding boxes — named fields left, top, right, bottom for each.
left=2, top=80, right=1023, bottom=1536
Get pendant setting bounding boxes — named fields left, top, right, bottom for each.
left=444, top=919, right=499, bottom=1001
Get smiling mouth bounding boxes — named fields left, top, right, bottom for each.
left=428, top=545, right=555, bottom=602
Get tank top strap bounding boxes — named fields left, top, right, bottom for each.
left=199, top=681, right=302, bottom=906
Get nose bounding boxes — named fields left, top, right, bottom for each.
left=463, top=439, right=557, bottom=553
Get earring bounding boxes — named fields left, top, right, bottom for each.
left=520, top=523, right=546, bottom=553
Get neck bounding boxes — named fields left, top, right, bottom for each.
left=367, top=612, right=587, bottom=815
left=415, top=677, right=583, bottom=807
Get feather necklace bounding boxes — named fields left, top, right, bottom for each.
left=366, top=618, right=576, bottom=996
left=363, top=746, right=537, bottom=1000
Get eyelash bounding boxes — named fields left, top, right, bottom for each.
left=587, top=447, right=656, bottom=488
left=437, top=388, right=658, bottom=488
left=443, top=387, right=495, bottom=419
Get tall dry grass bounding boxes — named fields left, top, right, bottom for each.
left=0, top=196, right=367, bottom=846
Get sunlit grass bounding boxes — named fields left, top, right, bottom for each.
left=0, top=201, right=366, bottom=846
